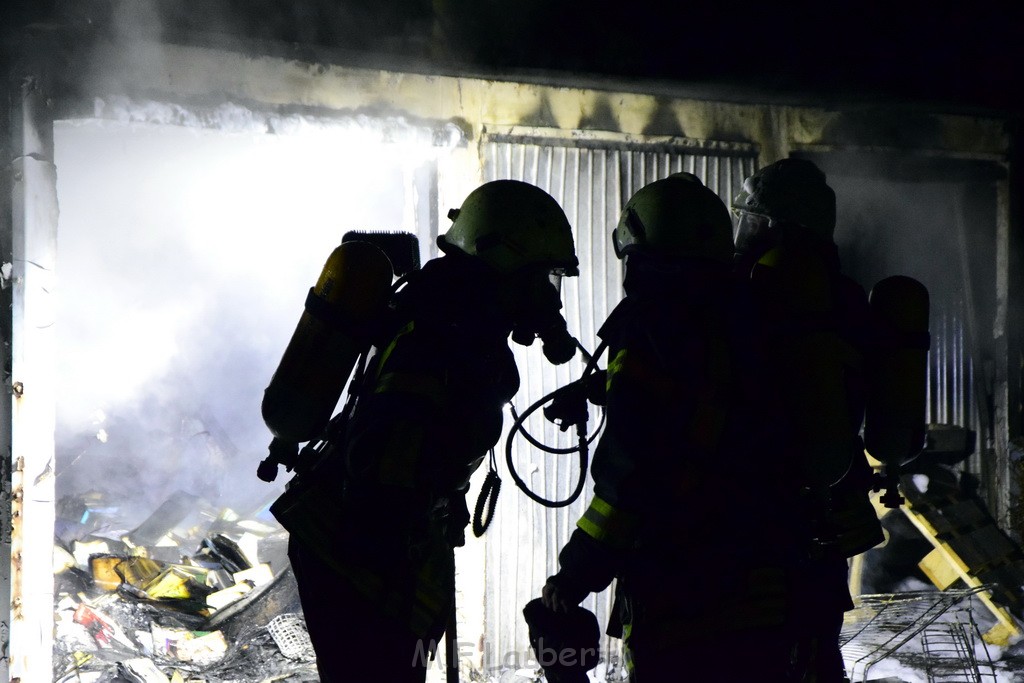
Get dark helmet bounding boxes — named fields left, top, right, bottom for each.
left=731, top=158, right=837, bottom=243
left=613, top=172, right=734, bottom=264
left=440, top=180, right=580, bottom=364
left=438, top=180, right=579, bottom=277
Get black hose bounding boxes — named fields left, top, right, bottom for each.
left=505, top=403, right=593, bottom=508
left=472, top=467, right=501, bottom=537
left=473, top=339, right=608, bottom=523
left=502, top=339, right=608, bottom=508
left=509, top=387, right=605, bottom=455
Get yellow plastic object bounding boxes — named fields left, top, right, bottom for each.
left=144, top=565, right=209, bottom=600
left=89, top=555, right=163, bottom=592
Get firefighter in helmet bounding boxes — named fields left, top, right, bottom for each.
left=732, top=158, right=884, bottom=682
left=538, top=173, right=802, bottom=681
left=273, top=180, right=579, bottom=682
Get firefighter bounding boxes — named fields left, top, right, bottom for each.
left=272, top=180, right=580, bottom=682
left=731, top=158, right=884, bottom=682
left=539, top=173, right=801, bottom=681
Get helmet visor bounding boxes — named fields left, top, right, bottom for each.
left=733, top=209, right=771, bottom=254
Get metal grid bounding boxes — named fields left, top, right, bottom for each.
left=921, top=618, right=999, bottom=682
left=841, top=589, right=999, bottom=682
left=266, top=613, right=316, bottom=662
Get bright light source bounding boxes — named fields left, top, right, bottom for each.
left=53, top=111, right=447, bottom=514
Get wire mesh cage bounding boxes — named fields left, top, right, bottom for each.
left=840, top=588, right=999, bottom=682
left=266, top=613, right=316, bottom=662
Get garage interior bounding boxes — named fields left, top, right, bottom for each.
left=2, top=2, right=1023, bottom=681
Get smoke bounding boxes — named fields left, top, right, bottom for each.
left=40, top=0, right=469, bottom=543
left=825, top=157, right=998, bottom=325
left=52, top=115, right=444, bottom=526
left=833, top=176, right=963, bottom=297
left=38, top=0, right=482, bottom=528
left=825, top=156, right=1001, bottom=435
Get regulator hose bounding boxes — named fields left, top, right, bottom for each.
left=471, top=339, right=607, bottom=532
left=506, top=409, right=591, bottom=508
left=504, top=339, right=608, bottom=508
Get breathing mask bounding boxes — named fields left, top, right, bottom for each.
left=732, top=208, right=773, bottom=257
left=508, top=268, right=577, bottom=365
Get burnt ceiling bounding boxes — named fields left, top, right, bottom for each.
left=2, top=0, right=1023, bottom=117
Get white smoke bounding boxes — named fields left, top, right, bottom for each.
left=52, top=114, right=446, bottom=524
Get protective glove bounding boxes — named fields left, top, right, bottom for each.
left=541, top=570, right=590, bottom=613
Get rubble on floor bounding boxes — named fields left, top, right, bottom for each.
left=840, top=585, right=1005, bottom=681
left=53, top=489, right=318, bottom=682
left=52, top=426, right=1024, bottom=682
left=847, top=428, right=1024, bottom=681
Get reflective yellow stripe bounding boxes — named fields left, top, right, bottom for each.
left=606, top=349, right=628, bottom=392
left=605, top=347, right=677, bottom=399
left=577, top=495, right=638, bottom=549
left=375, top=321, right=415, bottom=380
left=622, top=622, right=634, bottom=672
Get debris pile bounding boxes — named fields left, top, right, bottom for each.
left=860, top=424, right=1024, bottom=639
left=53, top=489, right=317, bottom=682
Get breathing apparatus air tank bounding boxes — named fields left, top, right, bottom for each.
left=262, top=240, right=394, bottom=444
left=864, top=275, right=930, bottom=507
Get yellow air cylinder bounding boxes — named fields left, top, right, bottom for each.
left=864, top=275, right=930, bottom=469
left=262, top=241, right=394, bottom=443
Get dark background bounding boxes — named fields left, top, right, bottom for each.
left=1, top=0, right=1022, bottom=116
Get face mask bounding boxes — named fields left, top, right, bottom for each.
left=509, top=271, right=577, bottom=365
left=733, top=210, right=772, bottom=256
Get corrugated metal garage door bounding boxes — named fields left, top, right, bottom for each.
left=928, top=301, right=977, bottom=428
left=481, top=135, right=758, bottom=674
left=928, top=296, right=983, bottom=481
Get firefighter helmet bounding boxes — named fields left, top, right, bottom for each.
left=731, top=158, right=837, bottom=240
left=438, top=180, right=579, bottom=277
left=613, top=172, right=734, bottom=264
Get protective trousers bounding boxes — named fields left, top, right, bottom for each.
left=289, top=536, right=435, bottom=683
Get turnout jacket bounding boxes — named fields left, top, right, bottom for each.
left=273, top=254, right=520, bottom=641
left=548, top=267, right=798, bottom=649
left=735, top=231, right=884, bottom=563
